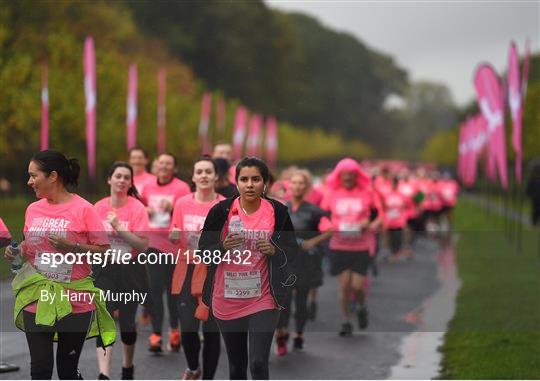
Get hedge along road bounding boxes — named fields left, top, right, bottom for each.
left=0, top=236, right=452, bottom=380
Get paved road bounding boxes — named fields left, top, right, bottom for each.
left=0, top=238, right=443, bottom=380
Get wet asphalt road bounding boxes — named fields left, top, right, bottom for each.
left=0, top=238, right=442, bottom=380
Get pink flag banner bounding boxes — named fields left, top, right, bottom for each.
left=265, top=116, right=278, bottom=170
left=216, top=97, right=226, bottom=137
left=41, top=63, right=49, bottom=151
left=508, top=42, right=523, bottom=184
left=246, top=114, right=262, bottom=157
left=474, top=64, right=508, bottom=190
left=84, top=37, right=97, bottom=180
left=126, top=64, right=138, bottom=151
left=232, top=106, right=247, bottom=160
left=198, top=92, right=212, bottom=155
left=157, top=68, right=166, bottom=154
left=468, top=115, right=489, bottom=186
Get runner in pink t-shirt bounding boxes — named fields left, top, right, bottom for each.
left=381, top=178, right=415, bottom=261
left=128, top=146, right=156, bottom=196
left=3, top=150, right=111, bottom=380
left=93, top=162, right=150, bottom=380
left=140, top=152, right=190, bottom=353
left=198, top=157, right=298, bottom=380
left=437, top=175, right=459, bottom=230
left=169, top=157, right=224, bottom=380
left=320, top=158, right=382, bottom=337
left=0, top=217, right=11, bottom=247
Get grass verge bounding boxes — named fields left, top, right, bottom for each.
left=439, top=197, right=540, bottom=379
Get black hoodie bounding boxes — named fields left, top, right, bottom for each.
left=199, top=196, right=299, bottom=310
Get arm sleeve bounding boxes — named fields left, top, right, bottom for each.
left=85, top=206, right=110, bottom=246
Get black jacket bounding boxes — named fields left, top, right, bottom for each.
left=199, top=197, right=299, bottom=310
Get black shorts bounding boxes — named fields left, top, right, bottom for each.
left=388, top=228, right=403, bottom=254
left=440, top=205, right=453, bottom=214
left=330, top=250, right=371, bottom=276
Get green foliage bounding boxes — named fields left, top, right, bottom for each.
left=125, top=1, right=408, bottom=152
left=421, top=128, right=459, bottom=165
left=0, top=0, right=375, bottom=193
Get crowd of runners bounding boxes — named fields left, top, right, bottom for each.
left=1, top=144, right=459, bottom=380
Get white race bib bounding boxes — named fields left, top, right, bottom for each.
left=34, top=252, right=73, bottom=283
left=224, top=270, right=261, bottom=299
left=150, top=211, right=171, bottom=228
left=387, top=208, right=401, bottom=219
left=187, top=232, right=200, bottom=250
left=339, top=222, right=362, bottom=238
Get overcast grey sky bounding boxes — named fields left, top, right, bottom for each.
left=267, top=1, right=539, bottom=106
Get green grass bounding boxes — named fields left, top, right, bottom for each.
left=440, top=198, right=540, bottom=379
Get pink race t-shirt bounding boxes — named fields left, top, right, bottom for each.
left=374, top=177, right=392, bottom=198
left=398, top=180, right=419, bottom=218
left=0, top=217, right=11, bottom=240
left=382, top=191, right=412, bottom=229
left=321, top=188, right=378, bottom=255
left=306, top=187, right=324, bottom=207
left=419, top=179, right=442, bottom=211
left=170, top=193, right=224, bottom=295
left=438, top=180, right=459, bottom=207
left=133, top=171, right=156, bottom=196
left=212, top=198, right=277, bottom=320
left=170, top=193, right=225, bottom=253
left=23, top=194, right=109, bottom=313
left=94, top=196, right=149, bottom=258
left=142, top=178, right=191, bottom=253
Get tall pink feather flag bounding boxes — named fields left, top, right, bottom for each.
left=157, top=68, right=166, bottom=154
left=84, top=37, right=97, bottom=180
left=474, top=64, right=508, bottom=190
left=246, top=114, right=262, bottom=157
left=126, top=64, right=138, bottom=151
left=232, top=106, right=247, bottom=160
left=265, top=116, right=278, bottom=170
left=508, top=42, right=523, bottom=184
left=41, top=62, right=49, bottom=151
left=198, top=92, right=212, bottom=155
left=467, top=115, right=488, bottom=186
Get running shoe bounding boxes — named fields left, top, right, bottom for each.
left=275, top=333, right=289, bottom=356
left=293, top=336, right=304, bottom=350
left=167, top=328, right=181, bottom=352
left=121, top=366, right=134, bottom=380
left=357, top=306, right=369, bottom=330
left=181, top=368, right=201, bottom=380
left=339, top=322, right=353, bottom=337
left=148, top=333, right=163, bottom=353
left=308, top=301, right=318, bottom=321
left=139, top=307, right=151, bottom=326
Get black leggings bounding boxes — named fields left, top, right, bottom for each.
left=178, top=296, right=221, bottom=379
left=23, top=310, right=92, bottom=380
left=277, top=287, right=310, bottom=334
left=147, top=255, right=179, bottom=334
left=94, top=265, right=139, bottom=347
left=216, top=309, right=280, bottom=380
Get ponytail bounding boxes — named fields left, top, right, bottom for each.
left=31, top=150, right=80, bottom=188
